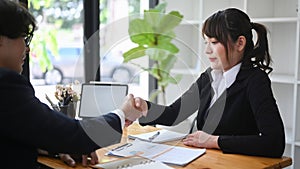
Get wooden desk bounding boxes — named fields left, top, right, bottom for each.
left=38, top=123, right=292, bottom=169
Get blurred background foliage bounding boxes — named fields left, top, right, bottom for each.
left=28, top=0, right=83, bottom=73
left=28, top=0, right=142, bottom=75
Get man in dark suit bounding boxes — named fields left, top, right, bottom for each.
left=0, top=1, right=143, bottom=168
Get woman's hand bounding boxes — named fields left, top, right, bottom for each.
left=183, top=131, right=220, bottom=149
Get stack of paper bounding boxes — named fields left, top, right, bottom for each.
left=107, top=139, right=206, bottom=166
left=128, top=129, right=187, bottom=143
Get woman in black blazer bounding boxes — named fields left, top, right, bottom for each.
left=134, top=8, right=285, bottom=158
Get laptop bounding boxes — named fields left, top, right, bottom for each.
left=78, top=82, right=128, bottom=119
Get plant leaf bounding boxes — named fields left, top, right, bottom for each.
left=144, top=10, right=161, bottom=28
left=160, top=54, right=177, bottom=72
left=157, top=31, right=175, bottom=42
left=146, top=48, right=169, bottom=61
left=130, top=34, right=154, bottom=46
left=149, top=65, right=161, bottom=80
left=159, top=74, right=182, bottom=87
left=123, top=46, right=146, bottom=62
left=149, top=89, right=162, bottom=102
left=157, top=11, right=183, bottom=34
left=154, top=2, right=167, bottom=12
left=129, top=19, right=155, bottom=45
left=157, top=41, right=179, bottom=54
left=125, top=2, right=184, bottom=102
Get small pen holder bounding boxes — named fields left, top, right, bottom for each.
left=59, top=102, right=77, bottom=118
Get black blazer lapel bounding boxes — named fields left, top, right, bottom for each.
left=226, top=67, right=252, bottom=98
left=196, top=69, right=214, bottom=130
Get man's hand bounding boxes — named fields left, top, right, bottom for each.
left=121, top=94, right=143, bottom=121
left=121, top=95, right=149, bottom=127
left=81, top=152, right=98, bottom=167
left=125, top=119, right=133, bottom=127
left=59, top=154, right=76, bottom=167
left=59, top=151, right=98, bottom=167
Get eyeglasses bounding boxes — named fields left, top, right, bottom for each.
left=24, top=32, right=34, bottom=47
left=23, top=24, right=35, bottom=47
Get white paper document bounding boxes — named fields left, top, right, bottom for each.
left=107, top=139, right=206, bottom=166
left=128, top=129, right=187, bottom=143
left=93, top=157, right=174, bottom=169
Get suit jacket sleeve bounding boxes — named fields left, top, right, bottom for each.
left=0, top=69, right=122, bottom=154
left=218, top=69, right=285, bottom=157
left=139, top=73, right=205, bottom=126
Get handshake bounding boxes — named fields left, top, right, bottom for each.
left=119, top=94, right=148, bottom=126
left=49, top=94, right=149, bottom=167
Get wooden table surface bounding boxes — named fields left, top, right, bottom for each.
left=38, top=122, right=292, bottom=169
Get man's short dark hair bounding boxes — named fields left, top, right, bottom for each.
left=0, top=0, right=36, bottom=39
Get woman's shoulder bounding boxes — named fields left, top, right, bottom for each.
left=240, top=66, right=269, bottom=76
left=239, top=66, right=270, bottom=83
left=250, top=67, right=269, bottom=78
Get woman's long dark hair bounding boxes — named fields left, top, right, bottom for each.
left=202, top=8, right=273, bottom=73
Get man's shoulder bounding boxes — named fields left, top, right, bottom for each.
left=0, top=68, right=24, bottom=80
left=0, top=68, right=31, bottom=85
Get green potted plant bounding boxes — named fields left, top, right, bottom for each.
left=123, top=2, right=183, bottom=104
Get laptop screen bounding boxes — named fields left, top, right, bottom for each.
left=78, top=83, right=128, bottom=118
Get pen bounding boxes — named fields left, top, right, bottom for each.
left=148, top=131, right=160, bottom=142
left=111, top=143, right=132, bottom=151
left=45, top=94, right=60, bottom=111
